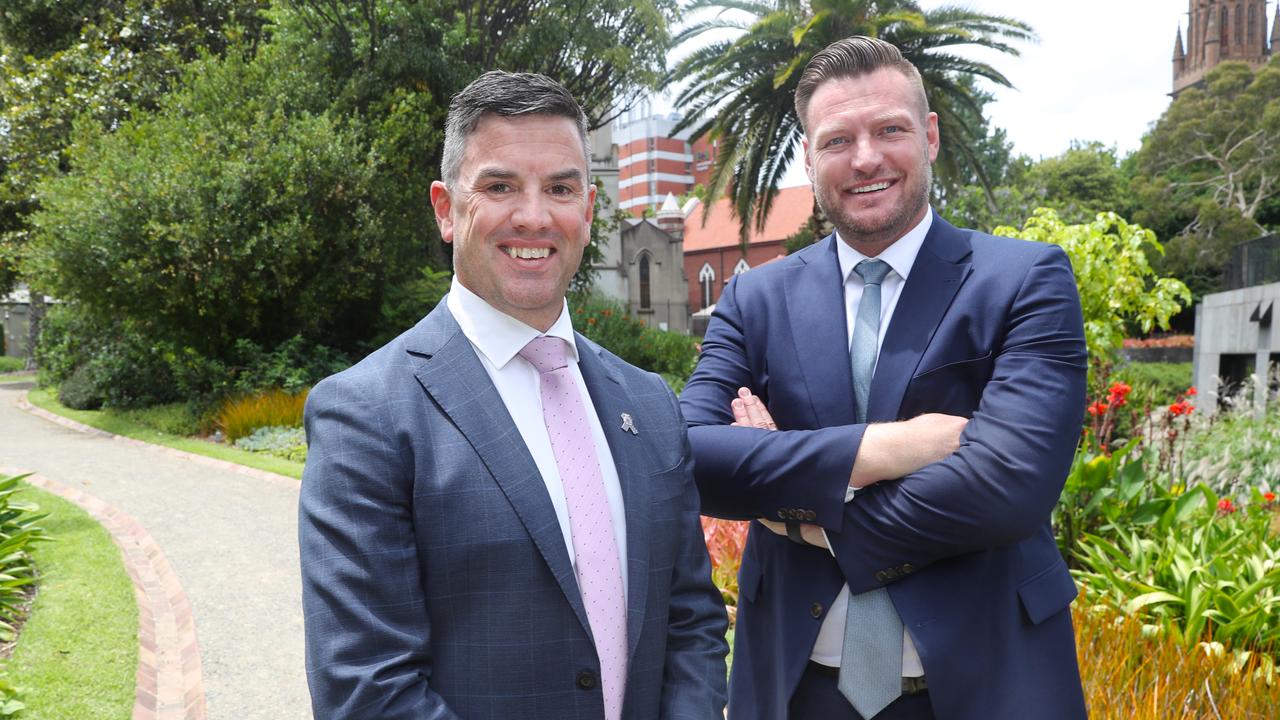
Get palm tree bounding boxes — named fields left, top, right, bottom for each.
left=666, top=0, right=1034, bottom=244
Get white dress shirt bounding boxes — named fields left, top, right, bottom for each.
left=809, top=210, right=933, bottom=676
left=446, top=279, right=629, bottom=600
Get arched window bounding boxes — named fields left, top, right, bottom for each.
left=1249, top=4, right=1258, bottom=46
left=1221, top=6, right=1230, bottom=47
left=698, top=262, right=716, bottom=310
left=733, top=258, right=751, bottom=275
left=639, top=253, right=652, bottom=310
left=1235, top=4, right=1244, bottom=47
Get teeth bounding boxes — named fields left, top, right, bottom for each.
left=852, top=182, right=890, bottom=194
left=505, top=247, right=551, bottom=259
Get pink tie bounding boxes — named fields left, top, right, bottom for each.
left=520, top=336, right=627, bottom=720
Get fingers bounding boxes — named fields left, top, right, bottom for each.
left=735, top=387, right=777, bottom=430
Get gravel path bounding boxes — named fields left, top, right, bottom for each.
left=0, top=383, right=310, bottom=719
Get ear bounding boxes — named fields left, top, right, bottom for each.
left=430, top=181, right=455, bottom=244
left=925, top=111, right=940, bottom=164
left=580, top=182, right=597, bottom=249
left=802, top=135, right=815, bottom=183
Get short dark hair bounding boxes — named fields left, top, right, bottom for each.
left=794, top=36, right=928, bottom=133
left=440, top=71, right=590, bottom=186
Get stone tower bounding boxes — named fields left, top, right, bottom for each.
left=1174, top=0, right=1276, bottom=96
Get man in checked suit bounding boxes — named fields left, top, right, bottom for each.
left=299, top=71, right=728, bottom=719
left=680, top=38, right=1089, bottom=719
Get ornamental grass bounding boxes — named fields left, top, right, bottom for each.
left=1074, top=599, right=1279, bottom=719
left=214, top=388, right=308, bottom=442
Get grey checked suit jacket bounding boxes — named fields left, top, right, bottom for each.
left=299, top=300, right=728, bottom=719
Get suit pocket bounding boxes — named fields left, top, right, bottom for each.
left=1017, top=556, right=1078, bottom=625
left=912, top=351, right=993, bottom=381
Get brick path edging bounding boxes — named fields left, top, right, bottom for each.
left=0, top=467, right=206, bottom=720
left=11, top=391, right=300, bottom=719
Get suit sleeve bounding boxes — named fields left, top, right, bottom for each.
left=658, top=383, right=731, bottom=719
left=298, top=374, right=461, bottom=720
left=829, top=244, right=1086, bottom=592
left=681, top=274, right=861, bottom=529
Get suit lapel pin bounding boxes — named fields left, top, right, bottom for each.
left=620, top=413, right=639, bottom=435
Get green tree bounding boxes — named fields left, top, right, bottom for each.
left=666, top=0, right=1034, bottom=243
left=1130, top=58, right=1280, bottom=297
left=995, top=208, right=1191, bottom=372
left=943, top=142, right=1131, bottom=233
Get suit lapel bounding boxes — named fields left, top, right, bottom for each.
left=868, top=213, right=974, bottom=422
left=784, top=236, right=858, bottom=427
left=575, top=337, right=652, bottom=663
left=408, top=303, right=592, bottom=639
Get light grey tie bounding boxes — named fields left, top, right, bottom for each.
left=838, top=259, right=904, bottom=718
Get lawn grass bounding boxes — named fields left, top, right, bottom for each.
left=0, top=373, right=35, bottom=385
left=5, top=483, right=136, bottom=719
left=25, top=388, right=304, bottom=480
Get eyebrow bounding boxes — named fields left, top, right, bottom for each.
left=471, top=167, right=586, bottom=184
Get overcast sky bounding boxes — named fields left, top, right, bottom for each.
left=659, top=0, right=1193, bottom=186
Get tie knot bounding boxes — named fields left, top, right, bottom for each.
left=519, top=335, right=571, bottom=374
left=854, top=259, right=891, bottom=286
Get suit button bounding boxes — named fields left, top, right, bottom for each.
left=804, top=510, right=817, bottom=521
left=875, top=571, right=890, bottom=583
left=810, top=603, right=824, bottom=619
left=901, top=564, right=914, bottom=575
left=576, top=671, right=598, bottom=690
left=777, top=509, right=787, bottom=520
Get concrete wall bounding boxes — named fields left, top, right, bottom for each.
left=2, top=303, right=29, bottom=358
left=1193, top=280, right=1280, bottom=413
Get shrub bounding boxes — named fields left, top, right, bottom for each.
left=234, top=425, right=307, bottom=462
left=0, top=357, right=24, bottom=373
left=215, top=389, right=308, bottom=442
left=0, top=474, right=51, bottom=641
left=110, top=403, right=206, bottom=437
left=1073, top=490, right=1280, bottom=657
left=57, top=366, right=103, bottom=411
left=701, top=518, right=749, bottom=626
left=1075, top=598, right=1280, bottom=718
left=571, top=294, right=699, bottom=382
left=35, top=305, right=180, bottom=409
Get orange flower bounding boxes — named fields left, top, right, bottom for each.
left=1186, top=386, right=1197, bottom=396
left=1217, top=498, right=1237, bottom=515
left=1087, top=400, right=1110, bottom=416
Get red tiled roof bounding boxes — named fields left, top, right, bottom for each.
left=683, top=184, right=814, bottom=251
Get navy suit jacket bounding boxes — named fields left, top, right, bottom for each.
left=680, top=214, right=1088, bottom=720
left=300, top=301, right=728, bottom=719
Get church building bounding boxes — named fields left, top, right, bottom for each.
left=1173, top=0, right=1280, bottom=95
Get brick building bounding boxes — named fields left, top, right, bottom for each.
left=614, top=110, right=720, bottom=217
left=682, top=185, right=814, bottom=318
left=1173, top=0, right=1280, bottom=95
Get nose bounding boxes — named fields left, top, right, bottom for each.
left=848, top=136, right=882, bottom=176
left=510, top=187, right=553, bottom=231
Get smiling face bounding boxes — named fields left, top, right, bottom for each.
left=430, top=113, right=595, bottom=331
left=802, top=67, right=939, bottom=256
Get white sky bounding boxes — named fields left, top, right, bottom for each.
left=659, top=0, right=1191, bottom=186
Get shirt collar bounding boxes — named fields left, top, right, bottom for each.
left=445, top=276, right=578, bottom=370
left=836, top=207, right=933, bottom=285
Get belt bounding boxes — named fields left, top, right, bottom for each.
left=806, top=662, right=929, bottom=695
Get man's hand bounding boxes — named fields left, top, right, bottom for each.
left=850, top=413, right=968, bottom=488
left=731, top=388, right=830, bottom=548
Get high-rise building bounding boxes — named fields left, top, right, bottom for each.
left=1173, top=0, right=1279, bottom=96
left=614, top=107, right=719, bottom=216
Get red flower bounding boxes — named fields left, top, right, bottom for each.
left=1168, top=400, right=1194, bottom=416
left=1104, top=382, right=1132, bottom=407
left=601, top=308, right=613, bottom=317
left=587, top=317, right=597, bottom=325
left=1217, top=498, right=1237, bottom=515
left=1087, top=401, right=1110, bottom=416
left=1186, top=386, right=1198, bottom=396
left=1264, top=491, right=1277, bottom=504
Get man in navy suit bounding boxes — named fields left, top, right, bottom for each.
left=680, top=37, right=1088, bottom=719
left=299, top=71, right=728, bottom=719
